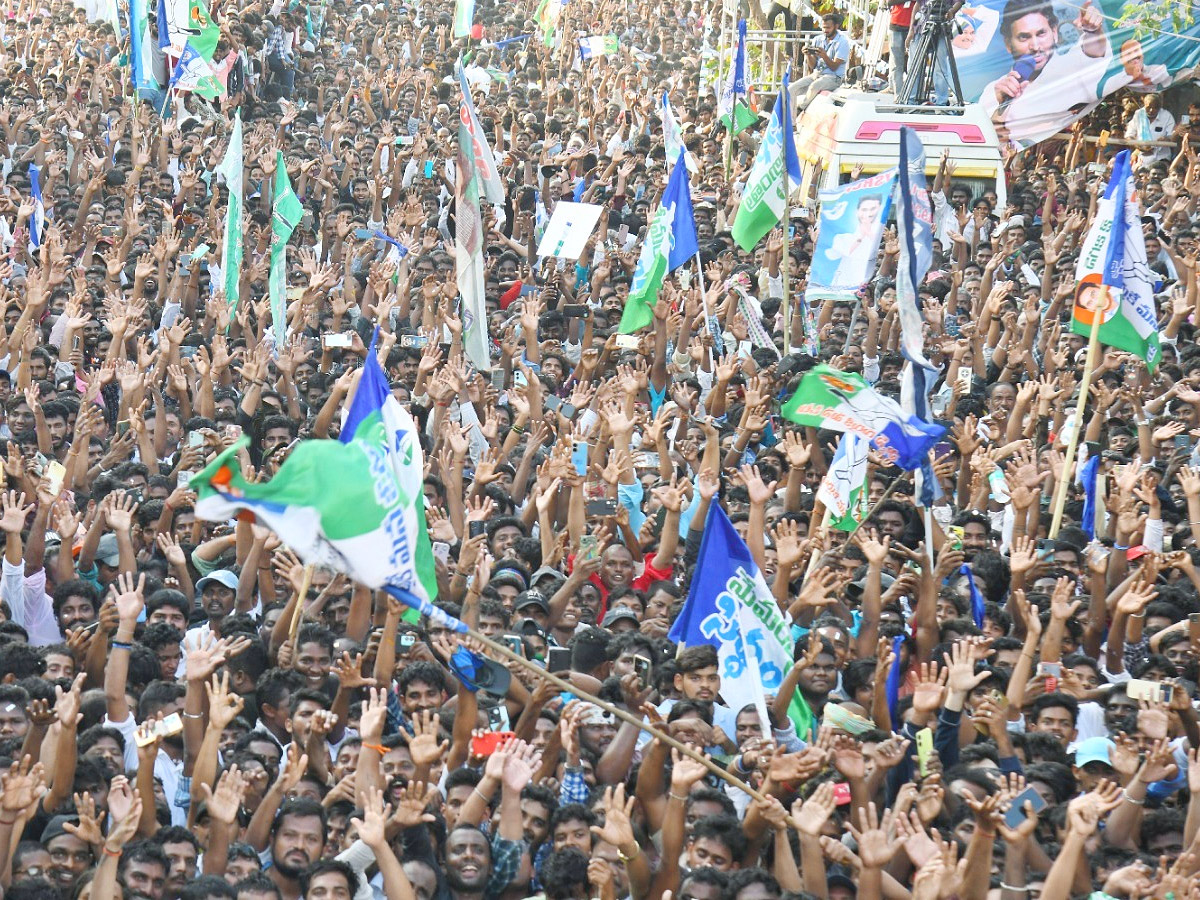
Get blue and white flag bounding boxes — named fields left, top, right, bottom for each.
left=885, top=633, right=905, bottom=722
left=718, top=19, right=754, bottom=134
left=960, top=564, right=986, bottom=629
left=370, top=230, right=411, bottom=264
left=28, top=163, right=45, bottom=250
left=663, top=93, right=698, bottom=174
left=455, top=57, right=506, bottom=206
left=808, top=170, right=897, bottom=299
left=128, top=0, right=158, bottom=94
left=668, top=502, right=799, bottom=735
left=895, top=127, right=940, bottom=506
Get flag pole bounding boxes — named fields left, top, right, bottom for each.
left=782, top=162, right=791, bottom=352
left=465, top=626, right=806, bottom=830
left=1049, top=294, right=1105, bottom=538
left=844, top=469, right=907, bottom=541
left=287, top=563, right=316, bottom=643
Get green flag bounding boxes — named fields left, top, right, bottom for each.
left=188, top=0, right=220, bottom=60
left=269, top=152, right=303, bottom=353
left=721, top=102, right=757, bottom=136
left=219, top=113, right=243, bottom=318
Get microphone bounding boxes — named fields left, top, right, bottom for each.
left=998, top=54, right=1037, bottom=112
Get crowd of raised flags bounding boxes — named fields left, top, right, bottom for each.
left=179, top=17, right=1165, bottom=711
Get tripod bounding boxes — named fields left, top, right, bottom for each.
left=897, top=3, right=963, bottom=105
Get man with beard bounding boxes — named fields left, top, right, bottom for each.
left=117, top=840, right=171, bottom=900
left=42, top=816, right=98, bottom=894
left=266, top=799, right=326, bottom=900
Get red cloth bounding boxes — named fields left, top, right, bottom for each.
left=500, top=280, right=523, bottom=310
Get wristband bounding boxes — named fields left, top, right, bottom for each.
left=668, top=791, right=687, bottom=802
left=182, top=712, right=204, bottom=720
left=363, top=743, right=387, bottom=754
left=112, top=640, right=132, bottom=651
left=102, top=846, right=122, bottom=858
left=1121, top=790, right=1145, bottom=805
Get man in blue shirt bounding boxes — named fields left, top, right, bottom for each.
left=790, top=13, right=851, bottom=113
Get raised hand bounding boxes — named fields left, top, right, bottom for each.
left=199, top=765, right=248, bottom=826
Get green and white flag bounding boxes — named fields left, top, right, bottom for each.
left=578, top=34, right=618, bottom=60
left=268, top=152, right=303, bottom=354
left=218, top=113, right=243, bottom=318
left=717, top=20, right=756, bottom=136
left=1070, top=150, right=1161, bottom=371
left=662, top=92, right=698, bottom=175
left=192, top=334, right=445, bottom=624
left=730, top=66, right=801, bottom=252
left=816, top=432, right=869, bottom=531
left=453, top=0, right=474, bottom=39
left=618, top=146, right=697, bottom=334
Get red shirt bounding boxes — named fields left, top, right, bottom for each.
left=568, top=556, right=674, bottom=619
left=891, top=1, right=916, bottom=27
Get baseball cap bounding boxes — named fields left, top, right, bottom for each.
left=845, top=572, right=896, bottom=601
left=601, top=607, right=640, bottom=628
left=95, top=533, right=120, bottom=567
left=196, top=570, right=239, bottom=592
left=827, top=864, right=856, bottom=894
left=514, top=590, right=550, bottom=616
left=1073, top=736, right=1115, bottom=768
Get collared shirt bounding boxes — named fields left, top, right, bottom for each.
left=486, top=834, right=524, bottom=900
left=813, top=31, right=850, bottom=78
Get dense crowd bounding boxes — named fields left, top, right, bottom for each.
left=0, top=0, right=1197, bottom=897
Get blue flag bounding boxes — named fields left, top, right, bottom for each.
left=1079, top=453, right=1101, bottom=540
left=895, top=127, right=940, bottom=506
left=28, top=164, right=45, bottom=250
left=668, top=503, right=799, bottom=733
left=961, top=564, right=986, bottom=629
left=1103, top=151, right=1130, bottom=290
left=666, top=149, right=698, bottom=271
left=885, top=633, right=905, bottom=724
left=780, top=65, right=802, bottom=184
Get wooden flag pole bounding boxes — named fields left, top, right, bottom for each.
left=1049, top=291, right=1106, bottom=538
left=287, top=563, right=316, bottom=643
left=465, top=627, right=804, bottom=830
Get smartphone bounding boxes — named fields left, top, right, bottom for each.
left=571, top=440, right=588, bottom=477
left=1190, top=613, right=1200, bottom=644
left=432, top=541, right=450, bottom=564
left=470, top=730, right=515, bottom=757
left=192, top=243, right=210, bottom=258
left=136, top=712, right=184, bottom=747
left=1003, top=786, right=1048, bottom=828
left=116, top=421, right=130, bottom=436
left=397, top=135, right=415, bottom=146
left=947, top=525, right=964, bottom=551
left=562, top=304, right=588, bottom=318
left=1127, top=678, right=1167, bottom=703
left=487, top=704, right=507, bottom=731
left=188, top=431, right=206, bottom=448
left=933, top=441, right=954, bottom=461
left=544, top=394, right=561, bottom=412
left=513, top=369, right=528, bottom=388
left=915, top=727, right=933, bottom=777
left=502, top=634, right=524, bottom=657
left=323, top=333, right=353, bottom=349
left=614, top=334, right=640, bottom=351
left=831, top=783, right=852, bottom=806
left=100, top=225, right=118, bottom=237
left=354, top=228, right=375, bottom=240
left=177, top=471, right=193, bottom=488
left=634, top=654, right=652, bottom=691
left=586, top=498, right=618, bottom=517
left=547, top=647, right=572, bottom=673
left=423, top=159, right=434, bottom=178
left=956, top=366, right=973, bottom=392
left=45, top=460, right=65, bottom=496
left=579, top=534, right=599, bottom=561
left=468, top=520, right=486, bottom=539
left=400, top=334, right=429, bottom=349
left=399, top=632, right=416, bottom=649
left=1176, top=434, right=1192, bottom=451
left=1035, top=539, right=1055, bottom=560
left=637, top=452, right=660, bottom=469
left=491, top=369, right=505, bottom=389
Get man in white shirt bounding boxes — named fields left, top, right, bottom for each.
left=1124, top=94, right=1176, bottom=165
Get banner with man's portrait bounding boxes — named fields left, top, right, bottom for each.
left=950, top=0, right=1200, bottom=148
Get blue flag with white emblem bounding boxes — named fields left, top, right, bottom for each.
left=618, top=149, right=697, bottom=333
left=668, top=502, right=806, bottom=735
left=28, top=163, right=45, bottom=250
